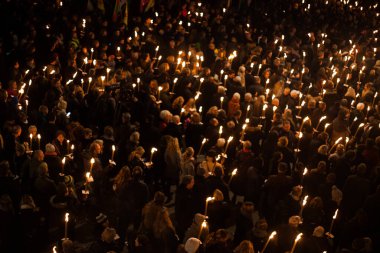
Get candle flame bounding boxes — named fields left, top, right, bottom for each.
left=65, top=213, right=69, bottom=222
left=333, top=209, right=338, bottom=219
left=303, top=168, right=308, bottom=176
left=112, top=145, right=116, bottom=151
left=232, top=168, right=238, bottom=176
left=269, top=231, right=277, bottom=239
left=227, top=136, right=233, bottom=143
left=206, top=197, right=215, bottom=202
left=37, top=134, right=41, bottom=140
left=202, top=138, right=207, bottom=144
left=302, top=195, right=308, bottom=206
left=219, top=126, right=223, bottom=134
left=295, top=233, right=303, bottom=242
left=335, top=137, right=343, bottom=145
left=62, top=157, right=66, bottom=165
left=90, top=158, right=95, bottom=164
left=151, top=147, right=158, bottom=153
left=201, top=220, right=207, bottom=228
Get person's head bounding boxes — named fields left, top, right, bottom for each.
left=318, top=145, right=329, bottom=155
left=309, top=196, right=324, bottom=209
left=38, top=162, right=49, bottom=176
left=272, top=98, right=279, bottom=107
left=196, top=167, right=207, bottom=178
left=103, top=126, right=114, bottom=138
left=191, top=112, right=201, bottom=124
left=277, top=162, right=288, bottom=174
left=317, top=161, right=326, bottom=173
left=0, top=161, right=11, bottom=177
left=206, top=150, right=217, bottom=162
left=89, top=142, right=102, bottom=156
left=101, top=227, right=117, bottom=243
left=313, top=226, right=325, bottom=238
left=288, top=215, right=301, bottom=228
left=277, top=136, right=288, bottom=147
left=56, top=130, right=65, bottom=143
left=135, top=234, right=150, bottom=248
left=282, top=120, right=291, bottom=132
left=357, top=163, right=367, bottom=176
left=62, top=239, right=75, bottom=253
left=243, top=140, right=252, bottom=150
left=291, top=185, right=303, bottom=198
left=96, top=213, right=109, bottom=228
left=13, top=125, right=22, bottom=137
left=234, top=240, right=254, bottom=253
left=244, top=93, right=252, bottom=102
left=216, top=138, right=226, bottom=148
left=214, top=165, right=224, bottom=177
left=185, top=237, right=202, bottom=253
left=213, top=189, right=224, bottom=201
left=130, top=131, right=140, bottom=143
left=132, top=166, right=143, bottom=180
left=183, top=147, right=194, bottom=160
left=45, top=143, right=56, bottom=153
left=33, top=150, right=44, bottom=162
left=153, top=191, right=166, bottom=206
left=182, top=175, right=195, bottom=189
left=214, top=229, right=229, bottom=243
left=56, top=182, right=69, bottom=197
left=28, top=125, right=38, bottom=136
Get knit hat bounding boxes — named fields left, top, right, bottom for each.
left=96, top=213, right=108, bottom=224
left=185, top=237, right=202, bottom=253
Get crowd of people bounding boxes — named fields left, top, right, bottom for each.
left=0, top=0, right=380, bottom=252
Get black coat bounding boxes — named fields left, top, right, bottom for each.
left=175, top=184, right=196, bottom=235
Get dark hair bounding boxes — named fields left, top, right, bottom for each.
left=132, top=166, right=143, bottom=179
left=153, top=191, right=165, bottom=205
left=181, top=175, right=193, bottom=186
left=277, top=162, right=288, bottom=173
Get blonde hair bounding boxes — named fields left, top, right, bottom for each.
left=213, top=189, right=224, bottom=201
left=113, top=166, right=131, bottom=192
left=129, top=146, right=145, bottom=161
left=172, top=96, right=185, bottom=108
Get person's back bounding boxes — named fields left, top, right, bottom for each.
left=341, top=164, right=370, bottom=219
